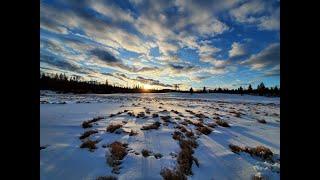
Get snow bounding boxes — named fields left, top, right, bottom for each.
left=40, top=91, right=280, bottom=180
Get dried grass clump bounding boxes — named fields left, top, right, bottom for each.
left=152, top=113, right=159, bottom=118
left=196, top=126, right=212, bottom=135
left=246, top=146, right=273, bottom=161
left=82, top=116, right=104, bottom=128
left=172, top=131, right=185, bottom=141
left=185, top=109, right=195, bottom=115
left=141, top=121, right=161, bottom=130
left=80, top=139, right=99, bottom=151
left=170, top=128, right=199, bottom=178
left=141, top=149, right=152, bottom=157
left=177, top=140, right=196, bottom=175
left=175, top=125, right=187, bottom=132
left=160, top=168, right=187, bottom=180
left=195, top=113, right=207, bottom=119
left=185, top=131, right=194, bottom=138
left=179, top=139, right=198, bottom=149
left=180, top=121, right=188, bottom=126
left=82, top=121, right=93, bottom=128
left=229, top=110, right=241, bottom=117
left=206, top=122, right=217, bottom=128
left=106, top=141, right=128, bottom=174
left=229, top=144, right=243, bottom=154
left=216, top=119, right=230, bottom=127
left=107, top=124, right=123, bottom=133
left=154, top=153, right=163, bottom=159
left=229, top=144, right=274, bottom=161
left=161, top=115, right=172, bottom=122
left=127, top=112, right=135, bottom=117
left=257, top=119, right=267, bottom=124
left=192, top=121, right=205, bottom=128
left=95, top=175, right=118, bottom=180
left=79, top=130, right=98, bottom=139
left=109, top=141, right=128, bottom=160
left=136, top=112, right=146, bottom=118
left=171, top=110, right=180, bottom=115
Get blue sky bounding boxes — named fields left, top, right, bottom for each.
left=40, top=0, right=280, bottom=90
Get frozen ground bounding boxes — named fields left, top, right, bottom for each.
left=40, top=91, right=280, bottom=180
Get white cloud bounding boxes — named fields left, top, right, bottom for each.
left=230, top=0, right=265, bottom=23
left=90, top=1, right=134, bottom=23
left=241, top=43, right=280, bottom=70
left=258, top=8, right=280, bottom=30
left=229, top=42, right=247, bottom=57
left=230, top=0, right=279, bottom=31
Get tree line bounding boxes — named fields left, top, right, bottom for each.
left=40, top=72, right=279, bottom=97
left=190, top=83, right=280, bottom=97
left=40, top=73, right=172, bottom=94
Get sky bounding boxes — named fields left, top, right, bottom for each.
left=40, top=0, right=280, bottom=90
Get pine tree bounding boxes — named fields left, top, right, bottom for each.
left=247, top=84, right=253, bottom=94
left=190, top=87, right=194, bottom=94
left=239, top=86, right=243, bottom=96
left=257, top=82, right=266, bottom=96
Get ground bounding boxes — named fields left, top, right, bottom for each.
left=40, top=91, right=280, bottom=180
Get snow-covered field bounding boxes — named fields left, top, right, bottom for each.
left=40, top=91, right=280, bottom=180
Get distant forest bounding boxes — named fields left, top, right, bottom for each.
left=40, top=73, right=280, bottom=97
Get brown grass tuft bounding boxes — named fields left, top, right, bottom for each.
left=185, top=109, right=195, bottom=115
left=216, top=119, right=230, bottom=127
left=160, top=168, right=187, bottom=180
left=95, top=175, right=118, bottom=180
left=136, top=112, right=146, bottom=118
left=82, top=116, right=104, bottom=128
left=229, top=144, right=273, bottom=161
left=109, top=141, right=128, bottom=160
left=79, top=130, right=98, bottom=139
left=185, top=131, right=194, bottom=138
left=152, top=113, right=159, bottom=118
left=82, top=121, right=93, bottom=128
left=229, top=144, right=243, bottom=154
left=195, top=113, right=207, bottom=119
left=245, top=146, right=273, bottom=161
left=141, top=149, right=152, bottom=157
left=161, top=115, right=172, bottom=122
left=127, top=112, right=135, bottom=117
left=180, top=121, right=188, bottom=126
left=207, top=122, right=217, bottom=128
left=154, top=153, right=163, bottom=159
left=172, top=131, right=184, bottom=141
left=179, top=139, right=198, bottom=149
left=257, top=119, right=267, bottom=124
left=177, top=141, right=194, bottom=175
left=141, top=121, right=161, bottom=130
left=106, top=141, right=128, bottom=174
left=196, top=126, right=212, bottom=135
left=80, top=139, right=99, bottom=151
left=106, top=124, right=123, bottom=133
left=171, top=110, right=180, bottom=115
